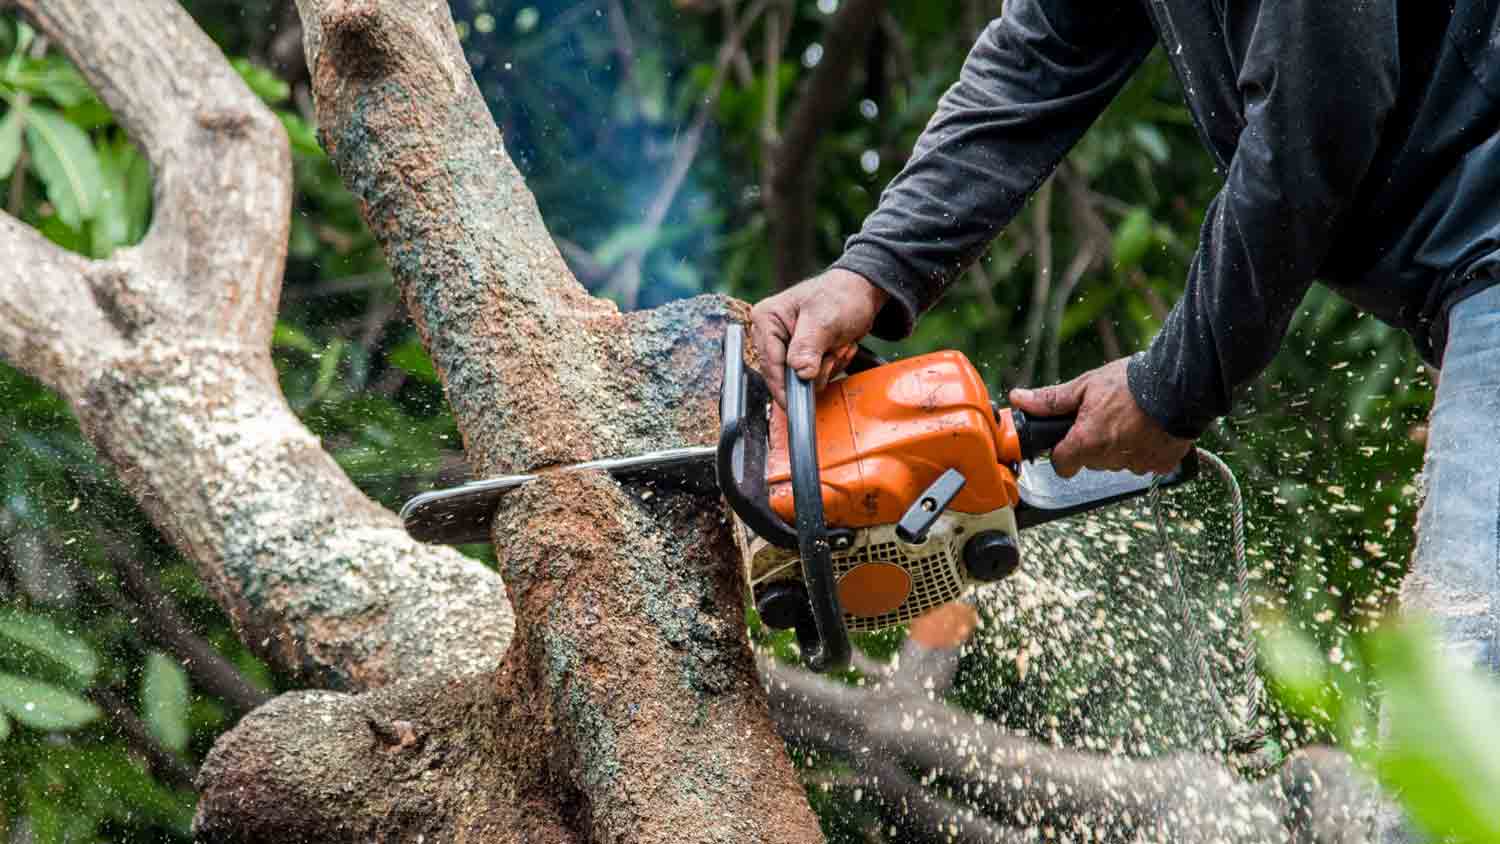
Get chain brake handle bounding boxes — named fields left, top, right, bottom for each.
left=717, top=325, right=852, bottom=673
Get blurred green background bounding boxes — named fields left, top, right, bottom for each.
left=0, top=1, right=1487, bottom=841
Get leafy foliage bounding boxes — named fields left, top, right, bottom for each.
left=1265, top=620, right=1500, bottom=842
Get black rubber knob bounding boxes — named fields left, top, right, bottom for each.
left=963, top=531, right=1021, bottom=582
left=756, top=582, right=812, bottom=631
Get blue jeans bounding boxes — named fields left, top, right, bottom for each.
left=1404, top=283, right=1500, bottom=670
left=1379, top=283, right=1500, bottom=842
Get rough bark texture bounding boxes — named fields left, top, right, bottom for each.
left=3, top=0, right=513, bottom=693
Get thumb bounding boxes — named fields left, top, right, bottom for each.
left=1009, top=378, right=1084, bottom=418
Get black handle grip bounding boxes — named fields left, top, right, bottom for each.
left=1012, top=411, right=1077, bottom=461
left=784, top=363, right=852, bottom=674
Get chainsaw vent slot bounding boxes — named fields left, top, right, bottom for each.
left=834, top=540, right=965, bottom=632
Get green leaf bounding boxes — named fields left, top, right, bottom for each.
left=0, top=671, right=100, bottom=731
left=0, top=608, right=99, bottom=687
left=62, top=98, right=115, bottom=131
left=1370, top=624, right=1500, bottom=843
left=1057, top=286, right=1120, bottom=344
left=90, top=139, right=131, bottom=257
left=1111, top=207, right=1154, bottom=271
left=232, top=58, right=290, bottom=104
left=123, top=142, right=152, bottom=242
left=1130, top=123, right=1170, bottom=163
left=272, top=321, right=320, bottom=355
left=0, top=710, right=10, bottom=741
left=141, top=651, right=190, bottom=753
left=1260, top=622, right=1335, bottom=721
left=280, top=112, right=325, bottom=159
left=21, top=64, right=94, bottom=109
left=0, top=107, right=24, bottom=180
left=388, top=337, right=439, bottom=383
left=309, top=338, right=347, bottom=404
left=23, top=103, right=102, bottom=228
left=592, top=223, right=662, bottom=267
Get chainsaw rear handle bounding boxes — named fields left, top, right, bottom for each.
left=1012, top=411, right=1077, bottom=462
left=717, top=324, right=851, bottom=673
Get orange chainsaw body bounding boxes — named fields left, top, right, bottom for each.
left=765, top=351, right=1025, bottom=529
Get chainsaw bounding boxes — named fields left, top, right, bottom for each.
left=400, top=325, right=1196, bottom=672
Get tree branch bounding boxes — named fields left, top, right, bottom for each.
left=97, top=531, right=272, bottom=716
left=1043, top=165, right=1112, bottom=383
left=0, top=212, right=114, bottom=395
left=856, top=759, right=1026, bottom=844
left=88, top=686, right=199, bottom=792
left=763, top=614, right=1380, bottom=843
left=54, top=529, right=270, bottom=718
left=1017, top=178, right=1055, bottom=387
left=2, top=0, right=514, bottom=692
left=606, top=0, right=771, bottom=307
left=16, top=0, right=291, bottom=345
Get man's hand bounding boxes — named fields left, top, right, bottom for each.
left=749, top=269, right=889, bottom=407
left=1009, top=358, right=1193, bottom=478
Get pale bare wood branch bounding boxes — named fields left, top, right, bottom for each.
left=1, top=0, right=515, bottom=694
left=765, top=639, right=1379, bottom=843
left=0, top=212, right=115, bottom=394
left=17, top=0, right=292, bottom=345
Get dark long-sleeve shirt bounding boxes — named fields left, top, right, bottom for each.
left=833, top=0, right=1500, bottom=438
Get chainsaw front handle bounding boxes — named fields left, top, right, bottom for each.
left=717, top=324, right=851, bottom=673
left=782, top=362, right=852, bottom=674
left=1012, top=410, right=1077, bottom=461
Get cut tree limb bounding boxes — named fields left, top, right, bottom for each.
left=765, top=612, right=1384, bottom=843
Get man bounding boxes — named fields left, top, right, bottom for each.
left=753, top=1, right=1499, bottom=671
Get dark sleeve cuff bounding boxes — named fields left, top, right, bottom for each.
left=1126, top=351, right=1215, bottom=440
left=830, top=241, right=933, bottom=342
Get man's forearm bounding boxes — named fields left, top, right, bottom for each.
left=831, top=0, right=1154, bottom=340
